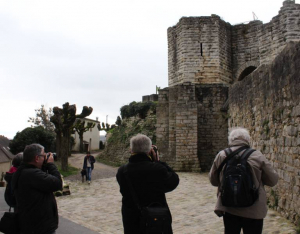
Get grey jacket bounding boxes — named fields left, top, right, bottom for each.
left=209, top=139, right=278, bottom=219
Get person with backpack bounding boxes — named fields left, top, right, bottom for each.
left=209, top=127, right=278, bottom=234
left=4, top=152, right=23, bottom=211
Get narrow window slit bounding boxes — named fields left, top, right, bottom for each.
left=200, top=43, right=203, bottom=56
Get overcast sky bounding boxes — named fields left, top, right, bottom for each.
left=0, top=0, right=294, bottom=139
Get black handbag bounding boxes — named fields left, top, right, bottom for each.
left=124, top=165, right=172, bottom=234
left=140, top=203, right=172, bottom=234
left=0, top=211, right=19, bottom=234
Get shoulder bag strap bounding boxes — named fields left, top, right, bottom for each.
left=123, top=165, right=142, bottom=211
left=217, top=145, right=249, bottom=176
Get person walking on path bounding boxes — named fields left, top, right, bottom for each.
left=116, top=134, right=179, bottom=234
left=11, top=143, right=62, bottom=234
left=83, top=151, right=95, bottom=184
left=209, top=127, right=278, bottom=234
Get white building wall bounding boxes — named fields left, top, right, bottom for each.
left=72, top=119, right=100, bottom=152
left=0, top=161, right=11, bottom=177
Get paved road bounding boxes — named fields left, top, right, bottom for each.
left=1, top=154, right=297, bottom=234
left=0, top=187, right=99, bottom=234
left=57, top=172, right=297, bottom=234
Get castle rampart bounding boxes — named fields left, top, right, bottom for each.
left=229, top=41, right=300, bottom=222
left=157, top=0, right=300, bottom=222
left=168, top=0, right=300, bottom=85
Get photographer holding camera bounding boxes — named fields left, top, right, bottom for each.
left=11, top=143, right=62, bottom=234
left=116, top=134, right=179, bottom=234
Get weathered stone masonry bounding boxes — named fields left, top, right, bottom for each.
left=157, top=83, right=228, bottom=172
left=158, top=0, right=300, bottom=172
left=168, top=0, right=300, bottom=86
left=157, top=0, right=300, bottom=223
left=229, top=41, right=300, bottom=222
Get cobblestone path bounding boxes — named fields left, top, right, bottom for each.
left=57, top=172, right=297, bottom=234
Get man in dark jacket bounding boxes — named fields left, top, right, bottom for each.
left=83, top=151, right=95, bottom=184
left=11, top=143, right=62, bottom=234
left=116, top=134, right=179, bottom=234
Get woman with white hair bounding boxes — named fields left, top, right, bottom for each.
left=209, top=127, right=278, bottom=234
left=116, top=134, right=179, bottom=234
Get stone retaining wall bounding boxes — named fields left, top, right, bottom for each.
left=229, top=41, right=300, bottom=222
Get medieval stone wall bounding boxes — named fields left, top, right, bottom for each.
left=229, top=41, right=300, bottom=222
left=196, top=84, right=229, bottom=171
left=156, top=83, right=228, bottom=172
left=232, top=0, right=300, bottom=81
left=168, top=0, right=300, bottom=85
left=168, top=16, right=232, bottom=87
left=231, top=21, right=261, bottom=80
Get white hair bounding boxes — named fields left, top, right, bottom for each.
left=228, top=127, right=250, bottom=145
left=130, top=134, right=152, bottom=154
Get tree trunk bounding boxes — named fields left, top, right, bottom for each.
left=79, top=134, right=84, bottom=153
left=56, top=133, right=62, bottom=160
left=61, top=128, right=70, bottom=172
left=67, top=134, right=71, bottom=156
left=61, top=137, right=68, bottom=171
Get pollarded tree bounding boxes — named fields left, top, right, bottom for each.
left=50, top=102, right=93, bottom=171
left=98, top=122, right=111, bottom=132
left=73, top=119, right=95, bottom=153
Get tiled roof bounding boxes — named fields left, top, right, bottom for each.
left=0, top=135, right=14, bottom=163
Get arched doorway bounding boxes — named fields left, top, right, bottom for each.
left=238, top=66, right=257, bottom=81
left=235, top=61, right=260, bottom=82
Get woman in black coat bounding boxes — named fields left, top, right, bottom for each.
left=116, top=134, right=179, bottom=234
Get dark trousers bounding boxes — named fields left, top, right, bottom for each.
left=223, top=212, right=263, bottom=234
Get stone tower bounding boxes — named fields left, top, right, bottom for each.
left=156, top=0, right=300, bottom=172
left=167, top=0, right=300, bottom=86
left=168, top=15, right=232, bottom=86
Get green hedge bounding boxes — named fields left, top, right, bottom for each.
left=120, top=101, right=156, bottom=119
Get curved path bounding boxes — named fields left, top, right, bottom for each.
left=66, top=152, right=118, bottom=181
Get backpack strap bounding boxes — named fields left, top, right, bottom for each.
left=224, top=148, right=232, bottom=157
left=217, top=145, right=249, bottom=176
left=240, top=148, right=256, bottom=163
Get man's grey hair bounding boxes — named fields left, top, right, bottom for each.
left=23, top=144, right=44, bottom=163
left=130, top=134, right=152, bottom=154
left=228, top=127, right=250, bottom=145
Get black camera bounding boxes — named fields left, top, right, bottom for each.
left=46, top=152, right=58, bottom=161
left=149, top=145, right=158, bottom=161
left=152, top=146, right=158, bottom=155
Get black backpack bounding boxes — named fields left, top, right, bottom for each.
left=217, top=146, right=259, bottom=207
